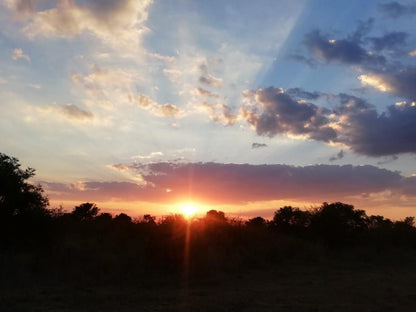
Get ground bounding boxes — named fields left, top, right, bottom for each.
left=1, top=253, right=416, bottom=312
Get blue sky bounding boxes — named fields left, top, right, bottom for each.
left=1, top=0, right=416, bottom=218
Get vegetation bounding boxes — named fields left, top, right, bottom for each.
left=1, top=152, right=416, bottom=311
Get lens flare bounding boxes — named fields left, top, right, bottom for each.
left=181, top=203, right=198, bottom=217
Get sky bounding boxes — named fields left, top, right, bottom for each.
left=1, top=0, right=416, bottom=219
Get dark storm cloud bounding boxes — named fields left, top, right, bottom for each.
left=335, top=97, right=416, bottom=156
left=378, top=1, right=416, bottom=18
left=241, top=89, right=416, bottom=157
left=369, top=32, right=408, bottom=51
left=303, top=30, right=385, bottom=66
left=241, top=87, right=335, bottom=141
left=44, top=162, right=416, bottom=205
left=296, top=19, right=415, bottom=103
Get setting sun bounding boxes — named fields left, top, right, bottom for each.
left=181, top=203, right=198, bottom=218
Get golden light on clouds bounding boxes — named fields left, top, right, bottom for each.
left=358, top=74, right=392, bottom=92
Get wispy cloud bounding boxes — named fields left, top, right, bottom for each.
left=12, top=48, right=30, bottom=62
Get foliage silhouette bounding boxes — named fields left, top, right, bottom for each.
left=71, top=202, right=99, bottom=221
left=272, top=206, right=311, bottom=234
left=0, top=152, right=49, bottom=219
left=308, top=202, right=369, bottom=245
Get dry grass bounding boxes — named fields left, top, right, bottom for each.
left=2, top=253, right=416, bottom=312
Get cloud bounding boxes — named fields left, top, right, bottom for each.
left=153, top=103, right=180, bottom=117
left=241, top=87, right=335, bottom=141
left=20, top=0, right=152, bottom=53
left=336, top=95, right=416, bottom=156
left=241, top=88, right=416, bottom=157
left=72, top=64, right=140, bottom=100
left=358, top=67, right=416, bottom=100
left=378, top=1, right=416, bottom=18
left=163, top=69, right=182, bottom=83
left=12, top=48, right=30, bottom=62
left=329, top=149, right=345, bottom=162
left=34, top=102, right=94, bottom=121
left=198, top=102, right=237, bottom=125
left=199, top=74, right=223, bottom=88
left=198, top=62, right=223, bottom=88
left=298, top=20, right=415, bottom=102
left=60, top=103, right=94, bottom=120
left=193, top=87, right=220, bottom=98
left=133, top=93, right=181, bottom=118
left=45, top=162, right=416, bottom=205
left=286, top=88, right=321, bottom=100
left=252, top=143, right=267, bottom=149
left=369, top=32, right=408, bottom=51
left=44, top=180, right=145, bottom=202
left=5, top=0, right=38, bottom=19
left=303, top=30, right=385, bottom=67
left=131, top=152, right=163, bottom=160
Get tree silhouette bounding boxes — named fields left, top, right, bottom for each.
left=310, top=202, right=368, bottom=245
left=0, top=152, right=49, bottom=218
left=272, top=206, right=310, bottom=233
left=71, top=202, right=99, bottom=221
left=205, top=210, right=227, bottom=223
left=246, top=216, right=267, bottom=228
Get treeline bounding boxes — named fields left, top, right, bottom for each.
left=1, top=152, right=416, bottom=281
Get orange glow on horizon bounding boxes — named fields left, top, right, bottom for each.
left=181, top=203, right=198, bottom=218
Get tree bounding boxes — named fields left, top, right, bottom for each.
left=205, top=210, right=227, bottom=223
left=71, top=202, right=99, bottom=221
left=246, top=216, right=267, bottom=228
left=114, top=213, right=132, bottom=224
left=272, top=206, right=310, bottom=233
left=0, top=153, right=49, bottom=218
left=310, top=202, right=368, bottom=245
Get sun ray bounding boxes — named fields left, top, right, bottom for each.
left=181, top=203, right=198, bottom=218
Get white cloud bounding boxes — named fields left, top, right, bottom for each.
left=12, top=48, right=30, bottom=62
left=132, top=93, right=182, bottom=118
left=21, top=0, right=152, bottom=53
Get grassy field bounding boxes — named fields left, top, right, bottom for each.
left=2, top=252, right=416, bottom=312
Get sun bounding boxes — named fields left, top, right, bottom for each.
left=181, top=203, right=198, bottom=218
